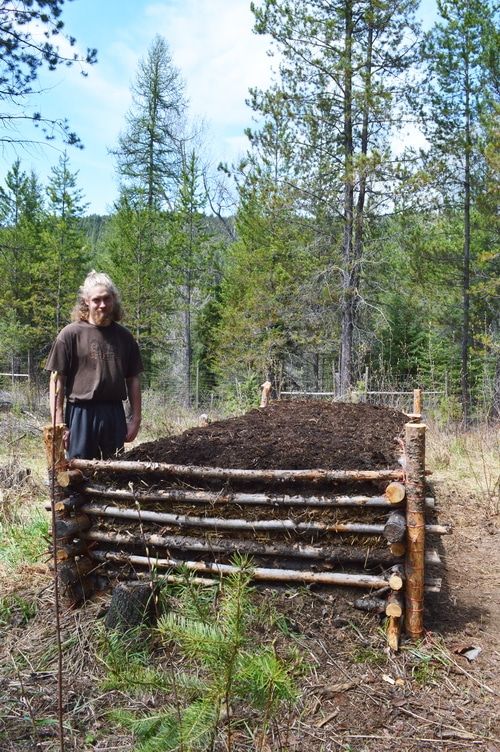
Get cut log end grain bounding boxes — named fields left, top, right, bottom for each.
left=57, top=469, right=85, bottom=488
left=385, top=592, right=403, bottom=618
left=384, top=482, right=406, bottom=504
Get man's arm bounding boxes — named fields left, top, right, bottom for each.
left=125, top=375, right=141, bottom=442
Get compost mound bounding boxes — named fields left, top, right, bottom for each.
left=125, top=401, right=408, bottom=470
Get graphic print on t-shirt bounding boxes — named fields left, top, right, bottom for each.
left=90, top=339, right=118, bottom=361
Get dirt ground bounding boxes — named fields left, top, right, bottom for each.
left=0, top=403, right=498, bottom=751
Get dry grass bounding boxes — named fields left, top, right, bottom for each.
left=426, top=420, right=499, bottom=516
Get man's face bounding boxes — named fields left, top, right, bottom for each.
left=85, top=285, right=114, bottom=326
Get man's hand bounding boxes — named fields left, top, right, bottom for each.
left=125, top=375, right=142, bottom=444
left=125, top=416, right=141, bottom=443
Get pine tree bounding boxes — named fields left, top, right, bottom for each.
left=418, top=0, right=498, bottom=420
left=113, top=34, right=188, bottom=211
left=249, top=0, right=419, bottom=393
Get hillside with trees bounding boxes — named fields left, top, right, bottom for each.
left=0, top=0, right=498, bottom=420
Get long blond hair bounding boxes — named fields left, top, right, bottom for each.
left=71, top=270, right=123, bottom=322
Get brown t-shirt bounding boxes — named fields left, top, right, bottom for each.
left=45, top=321, right=143, bottom=402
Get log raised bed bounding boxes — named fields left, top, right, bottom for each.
left=44, top=393, right=450, bottom=648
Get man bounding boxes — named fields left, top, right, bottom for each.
left=46, top=271, right=143, bottom=459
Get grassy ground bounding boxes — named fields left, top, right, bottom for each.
left=0, top=398, right=498, bottom=751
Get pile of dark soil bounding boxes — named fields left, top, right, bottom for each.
left=125, top=401, right=408, bottom=470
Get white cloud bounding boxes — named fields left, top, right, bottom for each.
left=141, top=1, right=274, bottom=127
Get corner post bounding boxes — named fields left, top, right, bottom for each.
left=404, top=421, right=426, bottom=638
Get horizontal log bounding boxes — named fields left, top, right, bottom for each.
left=89, top=550, right=390, bottom=589
left=54, top=513, right=91, bottom=539
left=425, top=523, right=452, bottom=535
left=385, top=592, right=403, bottom=618
left=383, top=512, right=406, bottom=544
left=389, top=542, right=406, bottom=557
left=388, top=565, right=404, bottom=591
left=81, top=503, right=387, bottom=535
left=424, top=548, right=442, bottom=565
left=53, top=493, right=87, bottom=513
left=70, top=458, right=404, bottom=483
left=81, top=484, right=404, bottom=509
left=57, top=557, right=96, bottom=585
left=353, top=597, right=386, bottom=613
left=384, top=482, right=406, bottom=504
left=55, top=540, right=89, bottom=560
left=424, top=576, right=442, bottom=593
left=57, top=469, right=85, bottom=488
left=80, top=503, right=448, bottom=537
left=82, top=528, right=400, bottom=566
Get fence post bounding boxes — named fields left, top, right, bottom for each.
left=413, top=388, right=423, bottom=416
left=404, top=422, right=426, bottom=638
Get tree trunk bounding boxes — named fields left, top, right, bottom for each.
left=461, top=66, right=471, bottom=424
left=340, top=0, right=355, bottom=396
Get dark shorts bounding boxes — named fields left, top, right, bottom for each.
left=65, top=401, right=127, bottom=460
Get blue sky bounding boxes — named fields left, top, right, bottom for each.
left=1, top=0, right=274, bottom=214
left=1, top=0, right=436, bottom=215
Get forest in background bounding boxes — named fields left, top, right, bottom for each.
left=0, top=0, right=498, bottom=421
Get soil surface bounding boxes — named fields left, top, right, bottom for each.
left=124, top=401, right=408, bottom=470
left=1, top=407, right=498, bottom=751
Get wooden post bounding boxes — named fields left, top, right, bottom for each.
left=404, top=422, right=426, bottom=638
left=260, top=380, right=272, bottom=408
left=413, top=388, right=423, bottom=416
left=43, top=424, right=94, bottom=604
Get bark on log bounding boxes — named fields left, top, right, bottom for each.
left=70, top=458, right=404, bottom=484
left=43, top=424, right=67, bottom=472
left=57, top=469, right=85, bottom=488
left=353, top=597, right=386, bottom=613
left=424, top=577, right=442, bottom=593
left=385, top=592, right=403, bottom=618
left=105, top=582, right=158, bottom=631
left=57, top=556, right=96, bottom=585
left=55, top=540, right=89, bottom=560
left=64, top=576, right=96, bottom=606
left=387, top=615, right=401, bottom=651
left=90, top=550, right=390, bottom=589
left=80, top=503, right=391, bottom=535
left=384, top=482, right=406, bottom=504
left=53, top=493, right=87, bottom=513
left=54, top=513, right=91, bottom=539
left=383, top=512, right=406, bottom=544
left=80, top=503, right=448, bottom=537
left=81, top=484, right=403, bottom=509
left=83, top=528, right=400, bottom=566
left=404, top=422, right=426, bottom=638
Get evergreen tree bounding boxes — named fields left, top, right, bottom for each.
left=416, top=0, right=498, bottom=420
left=249, top=0, right=419, bottom=393
left=168, top=149, right=217, bottom=405
left=35, top=153, right=89, bottom=342
left=0, top=0, right=97, bottom=147
left=112, top=34, right=188, bottom=210
left=0, top=160, right=45, bottom=363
